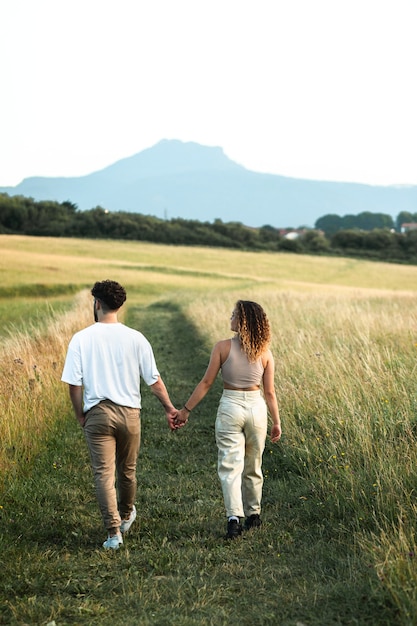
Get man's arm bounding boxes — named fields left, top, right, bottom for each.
left=149, top=376, right=178, bottom=430
left=68, top=384, right=86, bottom=427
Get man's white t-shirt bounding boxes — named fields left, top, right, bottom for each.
left=61, top=322, right=160, bottom=412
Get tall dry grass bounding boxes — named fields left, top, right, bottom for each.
left=183, top=287, right=417, bottom=620
left=0, top=291, right=92, bottom=483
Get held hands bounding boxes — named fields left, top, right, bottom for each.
left=174, top=407, right=190, bottom=429
left=165, top=406, right=189, bottom=431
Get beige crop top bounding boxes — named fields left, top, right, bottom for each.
left=221, top=336, right=264, bottom=388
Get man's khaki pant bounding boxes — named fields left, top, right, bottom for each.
left=84, top=400, right=140, bottom=532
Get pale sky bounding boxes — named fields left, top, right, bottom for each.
left=1, top=0, right=416, bottom=187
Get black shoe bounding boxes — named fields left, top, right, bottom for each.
left=244, top=514, right=262, bottom=530
left=226, top=518, right=242, bottom=540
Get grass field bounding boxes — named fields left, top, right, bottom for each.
left=1, top=234, right=417, bottom=625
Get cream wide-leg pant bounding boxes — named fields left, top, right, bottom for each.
left=215, top=389, right=268, bottom=518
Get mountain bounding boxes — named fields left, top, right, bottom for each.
left=1, top=139, right=416, bottom=227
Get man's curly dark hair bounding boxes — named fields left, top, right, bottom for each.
left=91, top=280, right=127, bottom=311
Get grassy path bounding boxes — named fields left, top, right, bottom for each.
left=0, top=301, right=398, bottom=625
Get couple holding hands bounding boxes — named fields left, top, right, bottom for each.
left=62, top=280, right=281, bottom=549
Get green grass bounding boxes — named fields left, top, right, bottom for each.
left=0, top=296, right=76, bottom=338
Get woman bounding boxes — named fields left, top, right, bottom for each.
left=175, top=300, right=281, bottom=539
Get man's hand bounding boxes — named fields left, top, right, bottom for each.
left=165, top=406, right=179, bottom=431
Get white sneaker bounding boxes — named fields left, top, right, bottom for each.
left=103, top=532, right=123, bottom=550
left=120, top=505, right=137, bottom=534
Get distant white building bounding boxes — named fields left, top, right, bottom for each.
left=278, top=228, right=308, bottom=239
left=277, top=228, right=324, bottom=239
left=401, top=223, right=417, bottom=233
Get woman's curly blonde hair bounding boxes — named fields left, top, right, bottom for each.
left=234, top=300, right=271, bottom=362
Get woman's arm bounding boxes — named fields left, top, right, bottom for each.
left=262, top=350, right=282, bottom=443
left=176, top=341, right=225, bottom=424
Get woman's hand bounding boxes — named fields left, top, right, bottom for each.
left=270, top=423, right=282, bottom=443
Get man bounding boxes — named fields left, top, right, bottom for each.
left=61, top=280, right=178, bottom=549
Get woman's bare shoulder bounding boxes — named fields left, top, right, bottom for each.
left=213, top=338, right=232, bottom=361
left=262, top=347, right=274, bottom=366
left=215, top=338, right=232, bottom=348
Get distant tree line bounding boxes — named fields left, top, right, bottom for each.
left=1, top=193, right=417, bottom=264
left=315, top=211, right=417, bottom=235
